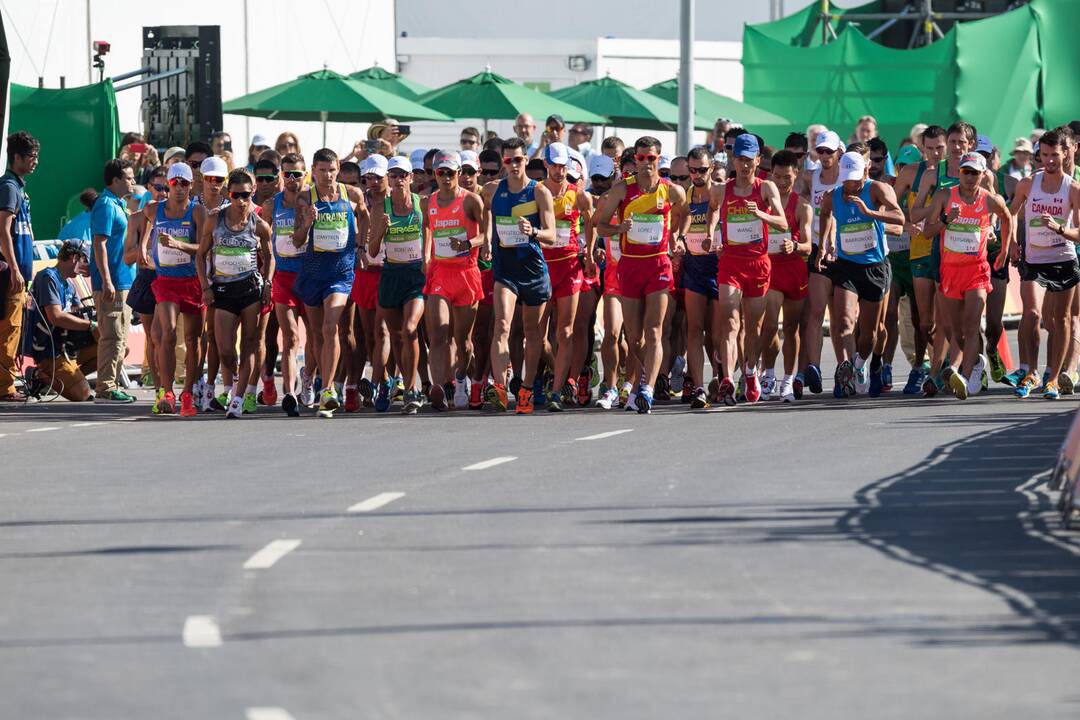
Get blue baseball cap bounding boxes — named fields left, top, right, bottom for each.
left=733, top=134, right=760, bottom=159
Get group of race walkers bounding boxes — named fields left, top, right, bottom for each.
left=126, top=117, right=1080, bottom=419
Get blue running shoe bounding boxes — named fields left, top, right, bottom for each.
left=807, top=364, right=823, bottom=394
left=1037, top=369, right=1051, bottom=393
left=902, top=366, right=924, bottom=395
left=374, top=379, right=392, bottom=412
left=881, top=363, right=893, bottom=392
left=1000, top=368, right=1025, bottom=388
left=533, top=377, right=547, bottom=407
left=635, top=386, right=654, bottom=414
left=869, top=367, right=884, bottom=398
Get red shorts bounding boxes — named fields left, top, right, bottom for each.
left=350, top=268, right=381, bottom=311
left=604, top=260, right=621, bottom=297
left=581, top=259, right=602, bottom=293
left=272, top=270, right=303, bottom=309
left=717, top=253, right=771, bottom=298
left=424, top=262, right=484, bottom=307
left=617, top=254, right=673, bottom=300
left=480, top=267, right=494, bottom=306
left=151, top=275, right=203, bottom=316
left=940, top=260, right=991, bottom=300
left=768, top=257, right=809, bottom=301
left=547, top=256, right=584, bottom=299
left=672, top=259, right=685, bottom=308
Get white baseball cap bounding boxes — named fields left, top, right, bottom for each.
left=976, top=134, right=994, bottom=155
left=587, top=153, right=615, bottom=178
left=434, top=150, right=462, bottom=171
left=250, top=133, right=270, bottom=148
left=659, top=154, right=672, bottom=171
left=544, top=142, right=571, bottom=166
left=388, top=156, right=413, bottom=174
left=960, top=151, right=987, bottom=172
left=167, top=163, right=193, bottom=182
left=838, top=151, right=867, bottom=182
left=814, top=130, right=842, bottom=152
left=460, top=150, right=480, bottom=170
left=200, top=156, right=228, bottom=178
left=567, top=148, right=587, bottom=173
left=408, top=148, right=428, bottom=168
left=362, top=154, right=388, bottom=177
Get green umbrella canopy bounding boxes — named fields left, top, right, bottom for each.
left=549, top=75, right=714, bottom=131
left=348, top=65, right=432, bottom=101
left=643, top=78, right=791, bottom=128
left=222, top=68, right=450, bottom=123
left=418, top=71, right=607, bottom=124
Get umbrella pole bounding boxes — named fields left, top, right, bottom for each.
left=484, top=118, right=489, bottom=138
left=321, top=111, right=328, bottom=148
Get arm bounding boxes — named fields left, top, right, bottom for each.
left=90, top=200, right=116, bottom=302
left=44, top=302, right=95, bottom=332
left=195, top=206, right=215, bottom=307
left=421, top=195, right=433, bottom=265
left=592, top=182, right=629, bottom=238
left=124, top=204, right=151, bottom=266
left=480, top=183, right=496, bottom=262
left=577, top=191, right=597, bottom=276
left=703, top=183, right=724, bottom=254
left=348, top=185, right=370, bottom=259
left=292, top=194, right=314, bottom=248
left=367, top=200, right=388, bottom=257
left=919, top=189, right=953, bottom=239
left=757, top=181, right=788, bottom=232
left=987, top=193, right=1013, bottom=271
left=795, top=199, right=813, bottom=257
left=464, top=192, right=486, bottom=249
left=256, top=218, right=274, bottom=305
left=817, top=192, right=834, bottom=268
left=0, top=210, right=21, bottom=294
left=525, top=184, right=557, bottom=246
left=866, top=182, right=905, bottom=226
left=908, top=169, right=938, bottom=223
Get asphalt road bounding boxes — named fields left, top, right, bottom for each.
left=2, top=336, right=1079, bottom=719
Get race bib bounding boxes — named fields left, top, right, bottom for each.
left=943, top=223, right=980, bottom=254
left=888, top=233, right=911, bottom=252
left=552, top=220, right=573, bottom=248
left=385, top=229, right=422, bottom=264
left=726, top=213, right=763, bottom=245
left=627, top=213, right=663, bottom=245
left=274, top=225, right=303, bottom=258
left=839, top=221, right=876, bottom=255
left=768, top=231, right=791, bottom=255
left=686, top=224, right=709, bottom=255
left=156, top=233, right=192, bottom=267
left=1028, top=216, right=1066, bottom=248
left=606, top=236, right=621, bottom=262
left=434, top=226, right=470, bottom=259
left=214, top=246, right=252, bottom=278
left=313, top=216, right=348, bottom=252
left=496, top=216, right=530, bottom=247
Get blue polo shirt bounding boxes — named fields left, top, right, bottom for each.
left=59, top=210, right=92, bottom=243
left=29, top=266, right=70, bottom=360
left=0, top=169, right=34, bottom=280
left=89, top=188, right=135, bottom=291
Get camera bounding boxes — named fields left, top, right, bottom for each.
left=93, top=40, right=111, bottom=55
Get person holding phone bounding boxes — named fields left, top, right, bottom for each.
left=531, top=114, right=566, bottom=160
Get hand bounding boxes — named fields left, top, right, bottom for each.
left=1009, top=243, right=1021, bottom=262
left=993, top=249, right=1007, bottom=272
left=593, top=246, right=606, bottom=265
left=101, top=280, right=116, bottom=305
left=1041, top=213, right=1060, bottom=234
left=782, top=238, right=794, bottom=255
left=158, top=232, right=175, bottom=249
left=480, top=245, right=492, bottom=263
left=450, top=236, right=470, bottom=253
left=671, top=237, right=686, bottom=257
left=744, top=200, right=760, bottom=217
left=261, top=282, right=272, bottom=308
left=202, top=286, right=215, bottom=307
left=351, top=140, right=366, bottom=159
left=356, top=248, right=369, bottom=271
left=517, top=217, right=534, bottom=237
left=846, top=194, right=870, bottom=216
left=300, top=203, right=317, bottom=227
left=583, top=256, right=597, bottom=279
left=946, top=205, right=961, bottom=223
left=617, top=217, right=634, bottom=235
left=421, top=258, right=429, bottom=277
left=903, top=221, right=920, bottom=237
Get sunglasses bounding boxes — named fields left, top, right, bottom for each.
left=870, top=155, right=886, bottom=164
left=668, top=174, right=689, bottom=182
left=388, top=171, right=410, bottom=179
left=590, top=175, right=611, bottom=183
left=815, top=148, right=836, bottom=156
left=724, top=144, right=734, bottom=152
left=788, top=151, right=807, bottom=159
left=230, top=191, right=252, bottom=200
left=204, top=176, right=225, bottom=184
left=480, top=168, right=500, bottom=177
left=152, top=184, right=170, bottom=193
left=960, top=167, right=981, bottom=176
left=435, top=168, right=457, bottom=177
left=688, top=166, right=710, bottom=175
left=187, top=160, right=201, bottom=169
left=167, top=178, right=191, bottom=188
left=256, top=174, right=279, bottom=182
left=635, top=153, right=659, bottom=162
left=283, top=170, right=305, bottom=180
left=658, top=169, right=671, bottom=177
left=503, top=156, right=527, bottom=165
left=460, top=167, right=478, bottom=177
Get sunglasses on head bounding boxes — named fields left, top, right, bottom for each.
left=635, top=153, right=659, bottom=162
left=283, top=170, right=305, bottom=180
left=435, top=168, right=457, bottom=177
left=460, top=167, right=478, bottom=177
left=503, top=156, right=527, bottom=165
left=256, top=173, right=279, bottom=182
left=152, top=184, right=170, bottom=193
left=204, top=176, right=225, bottom=184
left=668, top=174, right=689, bottom=182
left=167, top=178, right=191, bottom=188
left=480, top=168, right=500, bottom=177
left=688, top=166, right=710, bottom=175
left=230, top=191, right=252, bottom=200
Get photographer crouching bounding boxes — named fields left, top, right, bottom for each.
left=26, top=241, right=99, bottom=401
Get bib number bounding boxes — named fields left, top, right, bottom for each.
left=385, top=232, right=422, bottom=264
left=434, top=227, right=469, bottom=259
left=214, top=247, right=252, bottom=278
left=726, top=214, right=763, bottom=245
left=888, top=233, right=911, bottom=252
left=1029, top=217, right=1066, bottom=248
left=839, top=222, right=877, bottom=255
left=943, top=224, right=980, bottom=254
left=627, top=213, right=663, bottom=245
left=552, top=220, right=573, bottom=248
left=275, top=226, right=303, bottom=258
left=606, top=236, right=621, bottom=262
left=313, top=219, right=348, bottom=252
left=768, top=231, right=791, bottom=255
left=497, top=216, right=530, bottom=247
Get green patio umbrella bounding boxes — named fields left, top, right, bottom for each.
left=418, top=70, right=607, bottom=126
left=348, top=65, right=432, bottom=101
left=548, top=75, right=713, bottom=131
left=222, top=68, right=451, bottom=145
left=643, top=78, right=791, bottom=129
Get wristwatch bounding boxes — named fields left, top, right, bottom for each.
left=529, top=228, right=539, bottom=240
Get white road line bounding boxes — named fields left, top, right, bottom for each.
left=246, top=709, right=295, bottom=720
left=182, top=615, right=222, bottom=648
left=26, top=426, right=59, bottom=433
left=0, top=433, right=6, bottom=438
left=348, top=492, right=405, bottom=513
left=462, top=456, right=518, bottom=471
left=574, top=429, right=634, bottom=442
left=242, top=539, right=302, bottom=570
left=70, top=421, right=108, bottom=427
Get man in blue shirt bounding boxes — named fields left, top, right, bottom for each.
left=0, top=131, right=39, bottom=401
left=29, top=241, right=98, bottom=401
left=58, top=189, right=100, bottom=243
left=90, top=158, right=137, bottom=403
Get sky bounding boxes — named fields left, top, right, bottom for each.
left=396, top=0, right=819, bottom=41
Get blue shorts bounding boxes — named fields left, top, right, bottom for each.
left=494, top=270, right=551, bottom=307
left=681, top=253, right=719, bottom=300
left=293, top=270, right=354, bottom=308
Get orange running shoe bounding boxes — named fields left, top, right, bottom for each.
left=486, top=382, right=508, bottom=412
left=261, top=377, right=278, bottom=406
left=469, top=381, right=484, bottom=410
left=179, top=390, right=198, bottom=417
left=515, top=387, right=534, bottom=414
left=344, top=387, right=360, bottom=412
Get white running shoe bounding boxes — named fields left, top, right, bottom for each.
left=596, top=386, right=618, bottom=410
left=761, top=372, right=777, bottom=400
left=225, top=395, right=244, bottom=418
left=453, top=375, right=470, bottom=409
left=967, top=354, right=988, bottom=395
left=624, top=390, right=637, bottom=411
left=200, top=383, right=214, bottom=413
left=300, top=372, right=316, bottom=407
left=780, top=376, right=795, bottom=403
left=670, top=355, right=686, bottom=394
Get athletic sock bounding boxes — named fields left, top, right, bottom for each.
left=245, top=383, right=256, bottom=395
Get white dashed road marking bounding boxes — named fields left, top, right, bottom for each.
left=574, top=429, right=634, bottom=441
left=242, top=539, right=302, bottom=570
left=347, top=492, right=406, bottom=513
left=462, top=456, right=518, bottom=471
left=182, top=615, right=222, bottom=648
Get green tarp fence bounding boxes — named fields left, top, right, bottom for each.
left=9, top=80, right=122, bottom=239
left=742, top=0, right=1075, bottom=152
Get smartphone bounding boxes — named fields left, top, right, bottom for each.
left=365, top=139, right=380, bottom=152
left=223, top=141, right=233, bottom=153
left=397, top=125, right=411, bottom=136
left=129, top=142, right=147, bottom=154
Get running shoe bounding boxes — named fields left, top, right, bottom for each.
left=780, top=376, right=796, bottom=403
left=486, top=382, right=508, bottom=412
left=300, top=373, right=315, bottom=407
left=589, top=355, right=600, bottom=388
left=619, top=382, right=632, bottom=408
left=854, top=361, right=869, bottom=394
left=402, top=389, right=423, bottom=415
left=690, top=386, right=709, bottom=409
left=760, top=373, right=776, bottom=401
left=243, top=392, right=258, bottom=415
left=454, top=374, right=471, bottom=409
left=393, top=376, right=405, bottom=399
left=1045, top=379, right=1061, bottom=400
left=745, top=372, right=761, bottom=404
left=358, top=378, right=375, bottom=407
left=212, top=392, right=229, bottom=411
left=158, top=389, right=176, bottom=415
left=344, top=387, right=361, bottom=413
left=681, top=379, right=694, bottom=403
left=469, top=381, right=484, bottom=410
left=968, top=354, right=988, bottom=396
left=1037, top=369, right=1051, bottom=393
left=193, top=378, right=205, bottom=406
left=140, top=370, right=155, bottom=387
left=429, top=382, right=449, bottom=412
left=718, top=377, right=737, bottom=407
left=562, top=379, right=578, bottom=407
left=1001, top=368, right=1025, bottom=388
left=596, top=385, right=619, bottom=410
left=792, top=373, right=804, bottom=400
left=1015, top=371, right=1039, bottom=399
left=96, top=389, right=136, bottom=404
left=948, top=370, right=968, bottom=400
left=282, top=393, right=300, bottom=417
left=516, top=387, right=535, bottom=415
left=869, top=366, right=884, bottom=398
left=707, top=377, right=721, bottom=404
left=635, top=385, right=654, bottom=414
left=881, top=363, right=893, bottom=393
left=261, top=377, right=278, bottom=407
left=1059, top=371, right=1075, bottom=396
left=546, top=394, right=564, bottom=412
left=839, top=360, right=858, bottom=398
left=670, top=355, right=686, bottom=394
left=576, top=370, right=592, bottom=406
left=923, top=372, right=940, bottom=398
left=988, top=350, right=1006, bottom=383
left=374, top=379, right=393, bottom=412
left=736, top=373, right=746, bottom=403
left=179, top=391, right=198, bottom=417
left=624, top=389, right=638, bottom=411
left=533, top=376, right=547, bottom=408
left=226, top=395, right=244, bottom=419
left=200, top=383, right=214, bottom=413
left=152, top=388, right=165, bottom=415
left=903, top=364, right=925, bottom=395
left=509, top=375, right=522, bottom=398
left=655, top=374, right=672, bottom=402
left=806, top=363, right=823, bottom=394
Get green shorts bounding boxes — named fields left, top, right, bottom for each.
left=888, top=250, right=914, bottom=298
left=910, top=254, right=938, bottom=282
left=377, top=266, right=426, bottom=310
